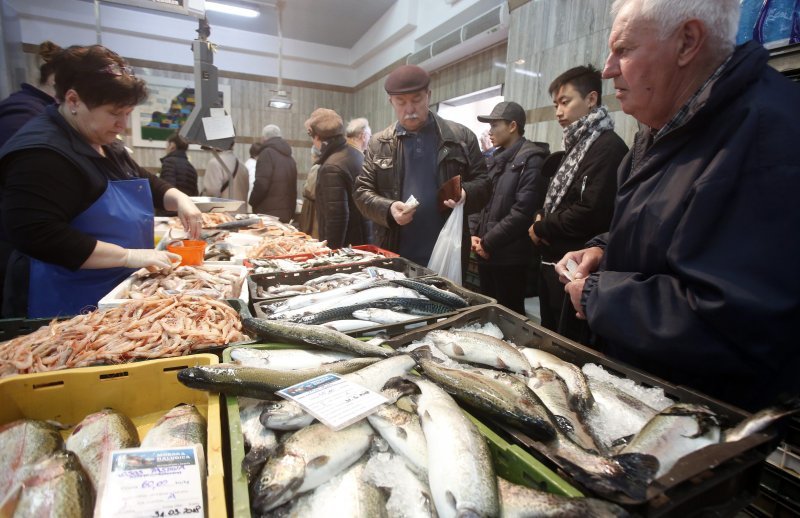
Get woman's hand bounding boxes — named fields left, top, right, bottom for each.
left=163, top=188, right=202, bottom=238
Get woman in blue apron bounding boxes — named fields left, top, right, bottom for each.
left=0, top=45, right=202, bottom=318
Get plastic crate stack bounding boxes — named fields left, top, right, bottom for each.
left=746, top=416, right=800, bottom=517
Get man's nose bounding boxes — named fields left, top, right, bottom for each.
left=602, top=53, right=619, bottom=79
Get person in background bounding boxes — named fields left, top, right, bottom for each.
left=355, top=64, right=490, bottom=268
left=0, top=44, right=200, bottom=318
left=297, top=146, right=321, bottom=238
left=250, top=124, right=297, bottom=222
left=245, top=142, right=263, bottom=203
left=479, top=129, right=495, bottom=160
left=159, top=133, right=198, bottom=198
left=202, top=140, right=248, bottom=211
left=345, top=117, right=371, bottom=153
left=558, top=0, right=800, bottom=410
left=470, top=101, right=549, bottom=315
left=529, top=65, right=627, bottom=343
left=307, top=108, right=371, bottom=249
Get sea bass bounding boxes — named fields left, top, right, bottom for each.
left=427, top=329, right=530, bottom=375
left=0, top=419, right=64, bottom=501
left=498, top=477, right=629, bottom=518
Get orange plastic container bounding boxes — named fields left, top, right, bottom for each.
left=166, top=239, right=206, bottom=265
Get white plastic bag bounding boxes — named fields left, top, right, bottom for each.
left=427, top=201, right=464, bottom=285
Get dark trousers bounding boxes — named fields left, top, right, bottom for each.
left=478, top=263, right=528, bottom=316
left=538, top=263, right=590, bottom=344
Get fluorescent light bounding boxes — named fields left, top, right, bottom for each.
left=205, top=1, right=259, bottom=17
left=268, top=91, right=293, bottom=109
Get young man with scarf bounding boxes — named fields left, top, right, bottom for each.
left=529, top=65, right=628, bottom=343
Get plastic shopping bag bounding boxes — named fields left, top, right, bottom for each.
left=427, top=201, right=464, bottom=285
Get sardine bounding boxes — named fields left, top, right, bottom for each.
left=498, top=477, right=629, bottom=518
left=0, top=419, right=63, bottom=501
left=230, top=348, right=355, bottom=370
left=367, top=403, right=428, bottom=477
left=242, top=318, right=395, bottom=357
left=362, top=452, right=435, bottom=518
left=520, top=348, right=594, bottom=413
left=427, top=330, right=530, bottom=374
left=177, top=358, right=381, bottom=398
left=724, top=398, right=800, bottom=443
left=238, top=398, right=278, bottom=484
left=251, top=420, right=374, bottom=513
left=408, top=377, right=499, bottom=518
left=389, top=278, right=468, bottom=308
left=141, top=404, right=207, bottom=453
left=65, top=408, right=140, bottom=493
left=353, top=308, right=419, bottom=324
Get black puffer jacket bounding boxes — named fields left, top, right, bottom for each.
left=532, top=130, right=628, bottom=262
left=316, top=137, right=372, bottom=249
left=250, top=137, right=298, bottom=222
left=473, top=138, right=549, bottom=265
left=159, top=150, right=198, bottom=196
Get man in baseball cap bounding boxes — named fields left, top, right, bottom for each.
left=354, top=64, right=490, bottom=272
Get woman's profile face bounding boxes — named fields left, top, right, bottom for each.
left=75, top=102, right=134, bottom=147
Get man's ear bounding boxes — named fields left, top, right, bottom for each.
left=676, top=19, right=707, bottom=67
left=586, top=91, right=599, bottom=108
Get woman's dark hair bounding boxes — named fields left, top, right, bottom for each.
left=36, top=41, right=62, bottom=86
left=50, top=45, right=148, bottom=108
left=167, top=133, right=189, bottom=151
left=548, top=64, right=603, bottom=106
left=249, top=142, right=263, bottom=158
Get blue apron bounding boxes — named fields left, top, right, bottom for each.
left=28, top=178, right=154, bottom=318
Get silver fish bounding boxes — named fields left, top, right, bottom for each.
left=322, top=319, right=380, bottom=332
left=353, top=308, right=419, bottom=324
left=427, top=330, right=530, bottom=375
left=520, top=348, right=594, bottom=413
left=270, top=286, right=422, bottom=320
left=724, top=399, right=800, bottom=443
left=230, top=348, right=355, bottom=370
left=238, top=398, right=278, bottom=484
left=498, top=477, right=629, bottom=518
left=367, top=403, right=428, bottom=477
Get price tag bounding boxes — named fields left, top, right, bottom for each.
left=95, top=446, right=205, bottom=518
left=277, top=373, right=388, bottom=431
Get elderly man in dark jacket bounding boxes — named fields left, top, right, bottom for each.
left=354, top=65, right=490, bottom=269
left=559, top=0, right=800, bottom=411
left=470, top=101, right=549, bottom=315
left=250, top=124, right=298, bottom=222
left=159, top=133, right=198, bottom=199
left=306, top=108, right=371, bottom=249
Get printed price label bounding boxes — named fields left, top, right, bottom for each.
left=277, top=373, right=388, bottom=430
left=95, top=446, right=205, bottom=518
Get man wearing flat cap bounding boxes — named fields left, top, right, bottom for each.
left=354, top=64, right=490, bottom=269
left=470, top=101, right=550, bottom=315
left=306, top=108, right=371, bottom=249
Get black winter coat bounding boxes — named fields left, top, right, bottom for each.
left=316, top=138, right=372, bottom=249
left=533, top=130, right=628, bottom=262
left=250, top=137, right=298, bottom=222
left=473, top=138, right=549, bottom=265
left=0, top=84, right=54, bottom=148
left=159, top=150, right=198, bottom=197
left=581, top=41, right=800, bottom=411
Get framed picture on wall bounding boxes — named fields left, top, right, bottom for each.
left=131, top=75, right=232, bottom=148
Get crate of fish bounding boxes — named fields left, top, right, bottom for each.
left=172, top=342, right=619, bottom=517
left=251, top=274, right=495, bottom=338
left=0, top=353, right=225, bottom=517
left=382, top=304, right=790, bottom=516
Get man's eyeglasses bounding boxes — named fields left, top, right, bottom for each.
left=98, top=63, right=135, bottom=77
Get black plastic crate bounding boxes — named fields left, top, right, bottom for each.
left=0, top=316, right=66, bottom=342
left=384, top=305, right=781, bottom=516
left=747, top=464, right=800, bottom=517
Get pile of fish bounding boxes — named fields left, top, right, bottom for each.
left=254, top=277, right=470, bottom=332
left=0, top=404, right=206, bottom=517
left=128, top=264, right=245, bottom=300
left=178, top=348, right=628, bottom=517
left=0, top=294, right=248, bottom=377
left=249, top=248, right=387, bottom=275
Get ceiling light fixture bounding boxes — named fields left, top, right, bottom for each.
left=268, top=0, right=293, bottom=109
left=205, top=1, right=259, bottom=18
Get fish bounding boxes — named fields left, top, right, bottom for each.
left=389, top=278, right=468, bottom=308
left=141, top=404, right=207, bottom=453
left=497, top=477, right=629, bottom=518
left=230, top=348, right=355, bottom=370
left=269, top=286, right=422, bottom=321
left=362, top=452, right=435, bottom=518
left=621, top=403, right=721, bottom=479
left=415, top=354, right=556, bottom=441
left=295, top=302, right=384, bottom=325
left=322, top=320, right=380, bottom=332
left=586, top=378, right=660, bottom=449
left=265, top=280, right=372, bottom=314
left=352, top=308, right=419, bottom=324
left=366, top=403, right=428, bottom=477
left=250, top=420, right=374, bottom=513
left=177, top=358, right=381, bottom=398
left=213, top=217, right=262, bottom=230
left=65, top=408, right=140, bottom=493
left=2, top=451, right=94, bottom=518
left=407, top=376, right=499, bottom=518
left=520, top=347, right=594, bottom=413
left=242, top=318, right=395, bottom=358
left=0, top=419, right=64, bottom=501
left=238, top=398, right=278, bottom=484
left=296, top=298, right=454, bottom=325
left=724, top=398, right=800, bottom=443
left=427, top=329, right=530, bottom=374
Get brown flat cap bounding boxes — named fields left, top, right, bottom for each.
left=384, top=64, right=430, bottom=95
left=305, top=108, right=343, bottom=139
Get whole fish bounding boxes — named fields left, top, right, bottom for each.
left=353, top=308, right=419, bottom=324
left=0, top=419, right=63, bottom=501
left=141, top=404, right=207, bottom=453
left=367, top=403, right=428, bottom=477
left=408, top=377, right=499, bottom=518
left=295, top=302, right=382, bottom=325
left=243, top=318, right=395, bottom=357
left=230, top=347, right=355, bottom=370
left=416, top=356, right=556, bottom=441
left=389, top=278, right=468, bottom=308
left=497, top=477, right=629, bottom=518
left=65, top=408, right=140, bottom=493
left=362, top=452, right=435, bottom=518
left=266, top=280, right=372, bottom=314
left=4, top=451, right=93, bottom=518
left=520, top=348, right=594, bottom=413
left=251, top=420, right=374, bottom=513
left=213, top=217, right=262, bottom=230
left=427, top=329, right=530, bottom=374
left=238, top=398, right=278, bottom=483
left=322, top=319, right=380, bottom=332
left=297, top=298, right=454, bottom=325
left=724, top=398, right=800, bottom=443
left=621, top=404, right=721, bottom=479
left=177, top=358, right=380, bottom=398
left=270, top=286, right=422, bottom=321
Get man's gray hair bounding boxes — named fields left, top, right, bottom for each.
left=346, top=118, right=371, bottom=139
left=262, top=124, right=282, bottom=140
left=611, top=0, right=739, bottom=56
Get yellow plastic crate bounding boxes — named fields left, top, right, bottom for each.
left=0, top=354, right=225, bottom=518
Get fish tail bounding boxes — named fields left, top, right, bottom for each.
left=556, top=452, right=659, bottom=501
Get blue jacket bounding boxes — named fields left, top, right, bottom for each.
left=582, top=41, right=800, bottom=411
left=0, top=84, right=55, bottom=147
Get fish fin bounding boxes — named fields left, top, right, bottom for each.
left=446, top=490, right=458, bottom=510
left=408, top=346, right=434, bottom=363
left=382, top=376, right=419, bottom=399
left=452, top=344, right=465, bottom=356
left=241, top=448, right=270, bottom=484
left=556, top=453, right=658, bottom=502
left=395, top=427, right=408, bottom=440
left=496, top=357, right=508, bottom=369
left=306, top=455, right=330, bottom=469
left=365, top=332, right=389, bottom=347
left=610, top=434, right=635, bottom=448
left=422, top=410, right=433, bottom=425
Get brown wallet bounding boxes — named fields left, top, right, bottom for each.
left=437, top=175, right=462, bottom=212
